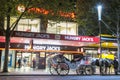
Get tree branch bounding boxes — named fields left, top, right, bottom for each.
left=10, top=0, right=32, bottom=36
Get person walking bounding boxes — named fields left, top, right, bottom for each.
left=113, top=57, right=119, bottom=75
left=23, top=58, right=27, bottom=67
left=32, top=58, right=36, bottom=70
left=18, top=58, right=21, bottom=68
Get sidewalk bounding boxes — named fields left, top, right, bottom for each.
left=0, top=67, right=76, bottom=75
left=0, top=67, right=50, bottom=76
left=0, top=67, right=118, bottom=76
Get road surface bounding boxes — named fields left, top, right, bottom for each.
left=0, top=75, right=120, bottom=80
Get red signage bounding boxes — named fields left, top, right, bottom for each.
left=13, top=31, right=99, bottom=43
left=61, top=35, right=99, bottom=42
left=13, top=31, right=54, bottom=39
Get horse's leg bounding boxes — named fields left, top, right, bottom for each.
left=108, top=67, right=110, bottom=74
left=105, top=66, right=107, bottom=74
left=110, top=66, right=112, bottom=74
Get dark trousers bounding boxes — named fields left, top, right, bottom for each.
left=18, top=63, right=21, bottom=68
left=114, top=68, right=118, bottom=75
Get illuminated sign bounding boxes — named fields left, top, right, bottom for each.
left=14, top=31, right=50, bottom=39
left=101, top=54, right=114, bottom=60
left=24, top=45, right=60, bottom=51
left=17, top=5, right=25, bottom=12
left=64, top=36, right=81, bottom=40
left=63, top=35, right=97, bottom=42
left=28, top=8, right=75, bottom=19
left=13, top=31, right=99, bottom=43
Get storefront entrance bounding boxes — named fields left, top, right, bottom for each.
left=16, top=52, right=46, bottom=69
left=16, top=52, right=36, bottom=68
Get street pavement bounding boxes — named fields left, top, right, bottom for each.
left=0, top=75, right=120, bottom=80
left=0, top=67, right=120, bottom=80
left=0, top=66, right=116, bottom=75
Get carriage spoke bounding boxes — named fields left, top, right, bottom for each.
left=57, top=63, right=69, bottom=75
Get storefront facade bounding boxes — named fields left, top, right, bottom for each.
left=0, top=30, right=99, bottom=69
left=0, top=18, right=78, bottom=69
left=1, top=17, right=117, bottom=70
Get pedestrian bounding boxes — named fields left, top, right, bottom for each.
left=23, top=58, right=27, bottom=66
left=18, top=58, right=21, bottom=68
left=113, top=57, right=119, bottom=75
left=32, top=58, right=36, bottom=70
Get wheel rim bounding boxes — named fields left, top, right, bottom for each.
left=76, top=66, right=84, bottom=75
left=57, top=63, right=69, bottom=75
left=85, top=66, right=92, bottom=75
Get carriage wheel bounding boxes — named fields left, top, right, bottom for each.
left=76, top=65, right=85, bottom=75
left=85, top=65, right=93, bottom=75
left=56, top=62, right=69, bottom=76
left=49, top=64, right=58, bottom=75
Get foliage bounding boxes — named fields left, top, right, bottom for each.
left=0, top=0, right=35, bottom=72
left=0, top=0, right=77, bottom=72
left=0, top=0, right=119, bottom=36
left=77, top=0, right=120, bottom=36
left=101, top=0, right=120, bottom=35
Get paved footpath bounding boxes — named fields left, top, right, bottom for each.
left=0, top=67, right=116, bottom=75
left=0, top=67, right=120, bottom=80
left=0, top=67, right=86, bottom=76
left=0, top=67, right=119, bottom=76
left=0, top=75, right=120, bottom=80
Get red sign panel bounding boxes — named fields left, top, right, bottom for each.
left=61, top=35, right=99, bottom=42
left=13, top=31, right=99, bottom=43
left=13, top=31, right=55, bottom=39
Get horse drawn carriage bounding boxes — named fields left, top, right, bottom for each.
left=47, top=53, right=95, bottom=76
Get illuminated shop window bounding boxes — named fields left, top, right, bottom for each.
left=47, top=20, right=77, bottom=35
left=17, top=19, right=40, bottom=32
left=4, top=17, right=78, bottom=35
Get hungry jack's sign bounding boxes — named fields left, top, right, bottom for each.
left=13, top=31, right=99, bottom=42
